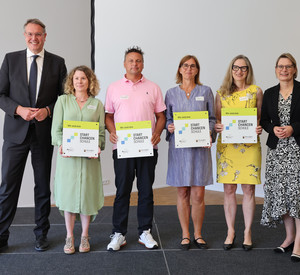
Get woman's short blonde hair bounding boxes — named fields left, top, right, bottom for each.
left=219, top=55, right=254, bottom=96
left=64, top=65, right=100, bottom=96
left=176, top=55, right=202, bottom=85
left=275, top=53, right=298, bottom=79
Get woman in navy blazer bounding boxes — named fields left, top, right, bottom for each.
left=260, top=53, right=300, bottom=262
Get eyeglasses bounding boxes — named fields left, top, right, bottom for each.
left=25, top=32, right=44, bottom=38
left=182, top=63, right=197, bottom=70
left=276, top=65, right=294, bottom=70
left=232, top=65, right=248, bottom=72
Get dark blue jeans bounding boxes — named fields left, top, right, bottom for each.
left=112, top=149, right=158, bottom=235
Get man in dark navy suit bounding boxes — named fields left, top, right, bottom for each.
left=0, top=18, right=67, bottom=251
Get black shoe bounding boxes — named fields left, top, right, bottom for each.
left=194, top=237, right=208, bottom=249
left=35, top=236, right=49, bottom=252
left=180, top=238, right=191, bottom=251
left=291, top=253, right=300, bottom=262
left=274, top=242, right=294, bottom=253
left=223, top=236, right=235, bottom=251
left=242, top=243, right=253, bottom=251
left=0, top=239, right=8, bottom=252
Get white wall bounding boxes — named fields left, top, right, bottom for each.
left=95, top=0, right=300, bottom=198
left=0, top=0, right=91, bottom=207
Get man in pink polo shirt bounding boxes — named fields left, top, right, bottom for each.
left=105, top=46, right=166, bottom=251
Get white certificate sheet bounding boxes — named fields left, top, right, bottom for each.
left=173, top=111, right=210, bottom=148
left=221, top=108, right=257, bottom=143
left=116, top=120, right=153, bottom=159
left=62, top=120, right=99, bottom=157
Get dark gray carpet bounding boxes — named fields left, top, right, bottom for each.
left=0, top=205, right=299, bottom=275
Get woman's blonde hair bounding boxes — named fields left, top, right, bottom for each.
left=275, top=53, right=298, bottom=79
left=219, top=55, right=254, bottom=96
left=64, top=65, right=100, bottom=96
left=176, top=55, right=202, bottom=85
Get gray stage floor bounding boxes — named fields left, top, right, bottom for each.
left=0, top=205, right=299, bottom=275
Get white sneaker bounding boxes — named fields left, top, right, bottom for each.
left=138, top=229, right=158, bottom=249
left=107, top=232, right=126, bottom=251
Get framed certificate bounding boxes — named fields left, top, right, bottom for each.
left=221, top=108, right=257, bottom=143
left=62, top=120, right=99, bottom=157
left=116, top=120, right=153, bottom=159
left=173, top=111, right=210, bottom=148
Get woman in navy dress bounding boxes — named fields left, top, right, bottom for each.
left=165, top=55, right=216, bottom=250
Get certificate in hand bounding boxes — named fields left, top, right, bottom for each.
left=221, top=108, right=257, bottom=144
left=174, top=111, right=210, bottom=148
left=116, top=120, right=153, bottom=159
left=62, top=120, right=99, bottom=157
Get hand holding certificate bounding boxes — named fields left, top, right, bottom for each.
left=221, top=108, right=257, bottom=143
left=116, top=121, right=153, bottom=159
left=62, top=120, right=99, bottom=157
left=173, top=111, right=210, bottom=148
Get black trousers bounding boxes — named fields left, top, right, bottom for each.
left=112, top=149, right=158, bottom=235
left=0, top=125, right=52, bottom=241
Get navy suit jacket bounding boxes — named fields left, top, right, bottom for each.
left=260, top=79, right=300, bottom=149
left=0, top=49, right=67, bottom=144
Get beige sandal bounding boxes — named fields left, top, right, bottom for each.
left=64, top=236, right=75, bottom=254
left=79, top=236, right=90, bottom=253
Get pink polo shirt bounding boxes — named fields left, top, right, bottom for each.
left=105, top=76, right=166, bottom=150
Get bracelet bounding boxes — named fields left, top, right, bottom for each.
left=45, top=106, right=50, bottom=117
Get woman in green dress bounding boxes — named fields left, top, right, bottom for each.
left=51, top=66, right=105, bottom=254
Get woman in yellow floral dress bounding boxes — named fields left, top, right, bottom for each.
left=214, top=55, right=263, bottom=251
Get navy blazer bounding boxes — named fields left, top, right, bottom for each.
left=260, top=79, right=300, bottom=149
left=0, top=49, right=67, bottom=144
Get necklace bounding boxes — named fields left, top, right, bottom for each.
left=280, top=88, right=293, bottom=98
left=76, top=97, right=88, bottom=103
left=181, top=84, right=195, bottom=97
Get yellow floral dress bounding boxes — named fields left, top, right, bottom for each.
left=216, top=85, right=261, bottom=184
